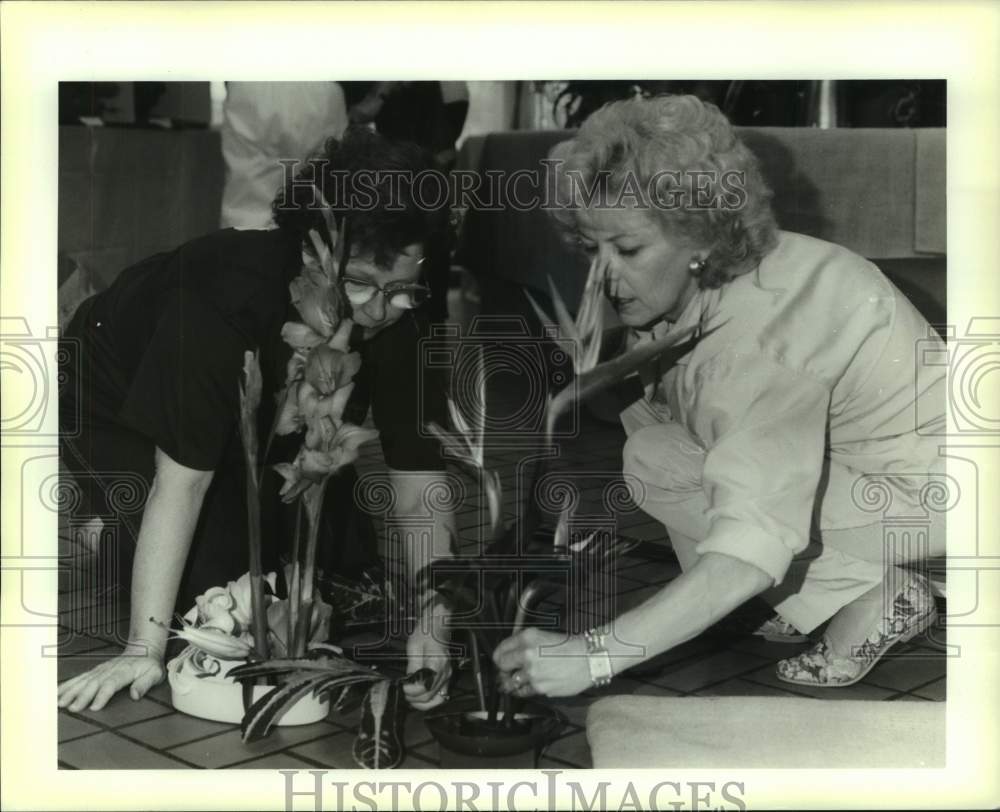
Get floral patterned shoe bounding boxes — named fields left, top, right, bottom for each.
left=776, top=574, right=938, bottom=687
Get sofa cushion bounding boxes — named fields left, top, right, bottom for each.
left=454, top=128, right=946, bottom=321
left=586, top=695, right=944, bottom=768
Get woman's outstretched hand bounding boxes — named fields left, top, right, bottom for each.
left=403, top=598, right=452, bottom=710
left=57, top=648, right=165, bottom=712
left=493, top=628, right=592, bottom=698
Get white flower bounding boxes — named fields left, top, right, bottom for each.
left=195, top=586, right=235, bottom=625
left=174, top=621, right=253, bottom=660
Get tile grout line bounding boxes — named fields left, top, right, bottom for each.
left=734, top=673, right=908, bottom=701
left=114, top=716, right=241, bottom=749
left=869, top=671, right=946, bottom=697
left=631, top=655, right=788, bottom=696
left=894, top=687, right=944, bottom=702
left=537, top=752, right=588, bottom=770
left=696, top=676, right=807, bottom=699
left=719, top=675, right=816, bottom=700
left=202, top=727, right=368, bottom=770
left=885, top=691, right=931, bottom=702
left=58, top=709, right=201, bottom=768
left=281, top=749, right=335, bottom=769
left=620, top=645, right=737, bottom=686
left=58, top=729, right=105, bottom=745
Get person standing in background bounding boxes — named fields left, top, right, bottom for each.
left=220, top=82, right=349, bottom=230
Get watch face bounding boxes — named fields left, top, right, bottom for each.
left=587, top=648, right=614, bottom=687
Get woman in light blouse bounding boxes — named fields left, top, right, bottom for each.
left=494, top=95, right=945, bottom=696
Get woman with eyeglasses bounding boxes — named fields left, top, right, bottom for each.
left=57, top=127, right=455, bottom=714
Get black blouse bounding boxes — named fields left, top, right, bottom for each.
left=63, top=227, right=447, bottom=474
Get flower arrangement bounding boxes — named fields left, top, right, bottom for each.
left=165, top=206, right=712, bottom=767
left=415, top=267, right=714, bottom=760
left=165, top=206, right=428, bottom=768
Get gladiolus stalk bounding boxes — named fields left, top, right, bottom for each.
left=293, top=476, right=330, bottom=657
left=246, top=478, right=269, bottom=662
left=238, top=351, right=270, bottom=664
left=287, top=503, right=303, bottom=657
left=261, top=383, right=292, bottom=479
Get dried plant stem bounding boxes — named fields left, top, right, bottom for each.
left=488, top=677, right=501, bottom=725
left=467, top=630, right=487, bottom=714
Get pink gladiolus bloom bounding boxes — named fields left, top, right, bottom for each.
left=321, top=381, right=355, bottom=423
left=273, top=460, right=306, bottom=501
left=284, top=380, right=355, bottom=440
left=285, top=349, right=308, bottom=386
left=305, top=346, right=361, bottom=396
left=304, top=413, right=337, bottom=451
left=326, top=423, right=380, bottom=469
left=328, top=319, right=353, bottom=352
left=281, top=321, right=326, bottom=352
left=275, top=380, right=313, bottom=436
left=274, top=422, right=379, bottom=502
left=289, top=264, right=340, bottom=339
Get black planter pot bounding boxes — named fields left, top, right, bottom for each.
left=425, top=696, right=565, bottom=767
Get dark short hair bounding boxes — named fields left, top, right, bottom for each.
left=272, top=126, right=445, bottom=268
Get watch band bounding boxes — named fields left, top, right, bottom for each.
left=583, top=626, right=613, bottom=687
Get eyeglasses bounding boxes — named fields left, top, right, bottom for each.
left=341, top=273, right=431, bottom=310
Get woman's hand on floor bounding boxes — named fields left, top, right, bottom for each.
left=57, top=649, right=165, bottom=712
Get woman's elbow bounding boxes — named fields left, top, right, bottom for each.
left=702, top=552, right=774, bottom=600
left=151, top=448, right=215, bottom=500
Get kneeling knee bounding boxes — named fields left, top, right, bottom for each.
left=622, top=424, right=705, bottom=493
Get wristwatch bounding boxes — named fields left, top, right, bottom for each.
left=583, top=626, right=614, bottom=688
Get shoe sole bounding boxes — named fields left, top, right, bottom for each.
left=755, top=630, right=810, bottom=644
left=775, top=606, right=939, bottom=688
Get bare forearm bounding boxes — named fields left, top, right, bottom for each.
left=126, top=473, right=210, bottom=659
left=603, top=552, right=772, bottom=674
left=387, top=471, right=456, bottom=597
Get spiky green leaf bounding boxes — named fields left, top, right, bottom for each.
left=352, top=680, right=405, bottom=770
left=240, top=673, right=322, bottom=742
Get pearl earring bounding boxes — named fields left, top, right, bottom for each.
left=688, top=257, right=707, bottom=273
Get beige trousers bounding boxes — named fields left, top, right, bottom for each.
left=620, top=399, right=942, bottom=633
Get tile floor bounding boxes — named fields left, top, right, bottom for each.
left=56, top=294, right=947, bottom=770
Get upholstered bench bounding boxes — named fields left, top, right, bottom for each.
left=586, top=695, right=944, bottom=768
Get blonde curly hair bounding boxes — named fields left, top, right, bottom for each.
left=548, top=95, right=778, bottom=288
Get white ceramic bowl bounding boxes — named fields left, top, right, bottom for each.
left=166, top=646, right=329, bottom=725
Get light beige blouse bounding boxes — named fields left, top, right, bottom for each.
left=629, top=231, right=947, bottom=583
